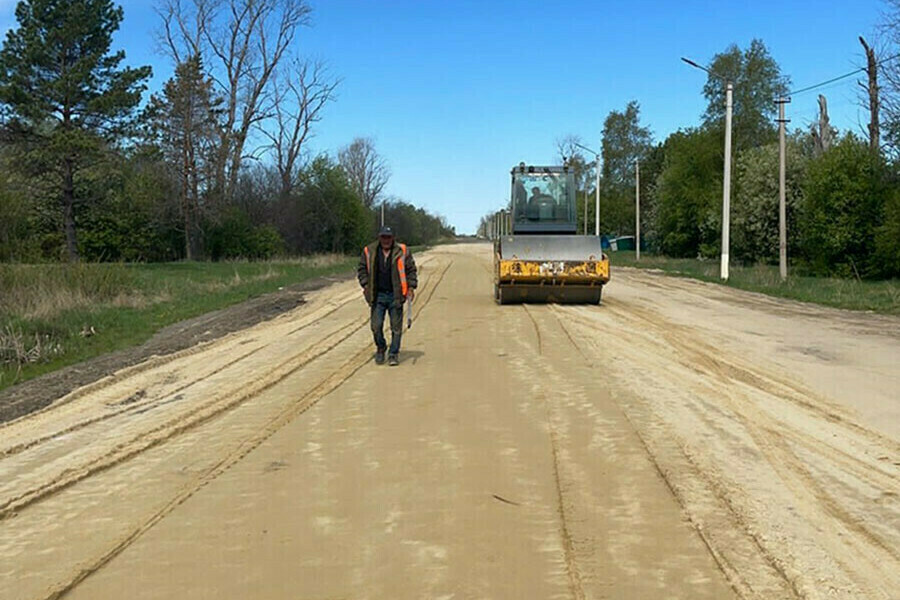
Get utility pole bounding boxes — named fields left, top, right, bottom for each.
left=583, top=189, right=588, bottom=235
left=381, top=201, right=385, bottom=227
left=721, top=82, right=733, bottom=281
left=635, top=160, right=641, bottom=261
left=682, top=57, right=734, bottom=280
left=595, top=153, right=600, bottom=236
left=776, top=97, right=791, bottom=280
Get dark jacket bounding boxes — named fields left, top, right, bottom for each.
left=357, top=241, right=418, bottom=305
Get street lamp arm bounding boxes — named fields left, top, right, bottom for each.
left=680, top=57, right=704, bottom=70
left=573, top=142, right=599, bottom=157
left=681, top=56, right=728, bottom=83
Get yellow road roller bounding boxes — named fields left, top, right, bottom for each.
left=494, top=163, right=609, bottom=304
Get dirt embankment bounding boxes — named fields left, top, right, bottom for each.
left=0, top=273, right=353, bottom=424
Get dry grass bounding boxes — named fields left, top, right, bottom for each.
left=0, top=325, right=64, bottom=383
left=0, top=255, right=357, bottom=390
left=0, top=263, right=140, bottom=320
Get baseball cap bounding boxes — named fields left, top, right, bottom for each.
left=378, top=226, right=394, bottom=237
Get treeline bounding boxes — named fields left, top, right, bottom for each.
left=554, top=37, right=900, bottom=279
left=0, top=0, right=452, bottom=264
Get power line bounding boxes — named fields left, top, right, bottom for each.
left=789, top=52, right=900, bottom=96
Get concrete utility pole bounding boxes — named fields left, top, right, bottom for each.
left=583, top=190, right=588, bottom=235
left=595, top=153, right=600, bottom=237
left=776, top=97, right=791, bottom=280
left=635, top=160, right=641, bottom=261
left=682, top=57, right=734, bottom=280
left=720, top=82, right=734, bottom=281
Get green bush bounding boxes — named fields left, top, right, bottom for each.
left=872, top=189, right=900, bottom=278
left=206, top=208, right=284, bottom=260
left=654, top=128, right=722, bottom=257
left=799, top=135, right=889, bottom=278
left=732, top=141, right=807, bottom=264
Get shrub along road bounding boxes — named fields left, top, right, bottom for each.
left=0, top=244, right=897, bottom=599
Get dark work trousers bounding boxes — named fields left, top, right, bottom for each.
left=371, top=291, right=403, bottom=355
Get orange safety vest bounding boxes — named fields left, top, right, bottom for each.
left=397, top=244, right=408, bottom=297
left=364, top=243, right=409, bottom=297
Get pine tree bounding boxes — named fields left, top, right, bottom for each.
left=145, top=55, right=221, bottom=260
left=0, top=0, right=151, bottom=261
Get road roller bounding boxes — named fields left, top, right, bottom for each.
left=494, top=163, right=609, bottom=304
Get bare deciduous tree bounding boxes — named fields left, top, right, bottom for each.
left=263, top=60, right=338, bottom=197
left=858, top=36, right=881, bottom=153
left=156, top=0, right=312, bottom=202
left=811, top=94, right=835, bottom=156
left=338, top=137, right=390, bottom=208
left=555, top=134, right=592, bottom=192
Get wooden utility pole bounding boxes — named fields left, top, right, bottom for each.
left=859, top=36, right=880, bottom=153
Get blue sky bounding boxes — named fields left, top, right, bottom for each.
left=0, top=0, right=887, bottom=233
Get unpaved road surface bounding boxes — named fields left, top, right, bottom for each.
left=1, top=243, right=898, bottom=600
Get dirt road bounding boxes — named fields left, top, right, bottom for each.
left=1, top=243, right=898, bottom=599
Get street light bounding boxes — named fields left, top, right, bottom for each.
left=682, top=56, right=733, bottom=281
left=574, top=142, right=601, bottom=237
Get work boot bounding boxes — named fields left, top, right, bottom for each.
left=375, top=350, right=386, bottom=365
left=388, top=354, right=399, bottom=366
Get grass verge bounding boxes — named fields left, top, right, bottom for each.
left=0, top=256, right=355, bottom=391
left=609, top=251, right=900, bottom=315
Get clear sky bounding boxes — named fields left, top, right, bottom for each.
left=0, top=0, right=887, bottom=233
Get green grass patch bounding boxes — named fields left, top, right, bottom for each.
left=0, top=256, right=356, bottom=391
left=609, top=251, right=900, bottom=315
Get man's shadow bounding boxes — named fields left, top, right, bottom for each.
left=398, top=350, right=425, bottom=365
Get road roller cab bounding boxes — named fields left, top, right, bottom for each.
left=494, top=163, right=609, bottom=304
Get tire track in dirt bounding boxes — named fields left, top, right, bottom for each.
left=552, top=303, right=801, bottom=598
left=0, top=345, right=266, bottom=460
left=547, top=303, right=792, bottom=599
left=556, top=300, right=900, bottom=598
left=599, top=302, right=900, bottom=491
left=605, top=300, right=899, bottom=454
left=0, top=272, right=435, bottom=514
left=502, top=307, right=585, bottom=599
left=14, top=254, right=449, bottom=598
left=0, top=287, right=365, bottom=438
left=521, top=305, right=543, bottom=355
left=40, top=343, right=375, bottom=600
left=23, top=256, right=454, bottom=599
left=0, top=289, right=367, bottom=458
left=0, top=317, right=367, bottom=520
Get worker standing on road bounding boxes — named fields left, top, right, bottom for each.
left=357, top=226, right=418, bottom=366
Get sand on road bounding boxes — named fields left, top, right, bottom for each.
left=0, top=243, right=897, bottom=600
